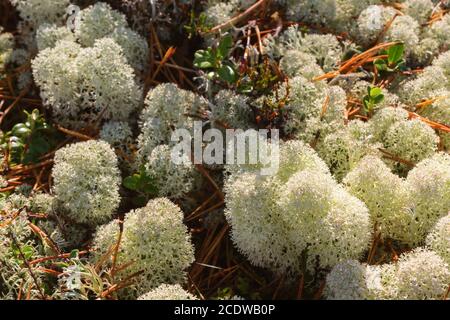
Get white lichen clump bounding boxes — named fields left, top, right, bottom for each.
left=383, top=15, right=420, bottom=57
left=279, top=50, right=324, bottom=79
left=52, top=140, right=121, bottom=225
left=32, top=38, right=142, bottom=129
left=204, top=0, right=238, bottom=27
left=0, top=28, right=14, bottom=68
left=10, top=0, right=69, bottom=28
left=403, top=0, right=434, bottom=24
left=283, top=0, right=337, bottom=25
left=225, top=140, right=371, bottom=274
left=368, top=107, right=409, bottom=142
left=326, top=249, right=450, bottom=300
left=36, top=24, right=75, bottom=51
left=406, top=152, right=450, bottom=242
left=356, top=5, right=397, bottom=46
left=383, top=119, right=439, bottom=171
left=73, top=2, right=128, bottom=47
left=210, top=90, right=254, bottom=129
left=426, top=214, right=450, bottom=265
left=426, top=11, right=450, bottom=48
left=264, top=25, right=344, bottom=72
left=137, top=284, right=197, bottom=300
left=33, top=3, right=149, bottom=73
left=343, top=155, right=414, bottom=244
left=279, top=170, right=371, bottom=270
left=91, top=198, right=195, bottom=299
left=318, top=120, right=380, bottom=181
left=144, top=144, right=197, bottom=199
left=0, top=209, right=46, bottom=299
left=398, top=50, right=450, bottom=105
left=137, top=83, right=203, bottom=162
left=325, top=260, right=390, bottom=300
left=280, top=76, right=346, bottom=138
left=99, top=121, right=134, bottom=169
left=395, top=248, right=450, bottom=300
left=418, top=95, right=450, bottom=151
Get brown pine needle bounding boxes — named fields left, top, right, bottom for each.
left=408, top=111, right=450, bottom=133
left=314, top=280, right=327, bottom=300
left=314, top=42, right=400, bottom=82
left=206, top=0, right=268, bottom=34
left=28, top=222, right=61, bottom=255
left=0, top=89, right=28, bottom=125
left=29, top=251, right=89, bottom=265
left=9, top=159, right=53, bottom=175
left=320, top=95, right=330, bottom=120
left=379, top=148, right=416, bottom=167
left=56, top=125, right=94, bottom=141
left=415, top=95, right=448, bottom=110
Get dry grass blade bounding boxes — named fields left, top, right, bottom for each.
left=100, top=270, right=144, bottom=298
left=110, top=220, right=124, bottom=279
left=28, top=222, right=61, bottom=255
left=8, top=231, right=46, bottom=300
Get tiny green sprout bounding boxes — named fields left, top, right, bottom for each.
left=215, top=287, right=233, bottom=300
left=374, top=43, right=405, bottom=73
left=193, top=34, right=237, bottom=84
left=123, top=167, right=158, bottom=206
left=363, top=86, right=384, bottom=116
left=184, top=11, right=211, bottom=39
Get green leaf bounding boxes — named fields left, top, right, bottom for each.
left=369, top=87, right=383, bottom=98
left=11, top=123, right=31, bottom=137
left=363, top=96, right=370, bottom=109
left=373, top=94, right=385, bottom=104
left=124, top=170, right=158, bottom=195
left=194, top=49, right=215, bottom=69
left=374, top=59, right=387, bottom=71
left=23, top=136, right=52, bottom=164
left=388, top=43, right=404, bottom=65
left=70, top=249, right=79, bottom=259
left=21, top=245, right=34, bottom=260
left=123, top=175, right=140, bottom=191
left=217, top=34, right=233, bottom=60
left=217, top=64, right=237, bottom=83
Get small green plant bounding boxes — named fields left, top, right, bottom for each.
left=363, top=86, right=385, bottom=116
left=194, top=34, right=237, bottom=84
left=238, top=58, right=281, bottom=96
left=54, top=249, right=114, bottom=300
left=215, top=287, right=234, bottom=300
left=374, top=43, right=405, bottom=73
left=123, top=167, right=158, bottom=206
left=1, top=109, right=57, bottom=165
left=184, top=11, right=211, bottom=39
